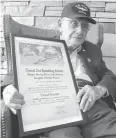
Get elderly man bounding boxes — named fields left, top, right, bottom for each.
left=2, top=2, right=116, bottom=138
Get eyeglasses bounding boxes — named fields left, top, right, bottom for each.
left=62, top=18, right=90, bottom=32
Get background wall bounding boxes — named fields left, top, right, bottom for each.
left=0, top=0, right=116, bottom=82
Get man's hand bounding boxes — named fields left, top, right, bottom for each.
left=3, top=84, right=25, bottom=114
left=77, top=85, right=107, bottom=112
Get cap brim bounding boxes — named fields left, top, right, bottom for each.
left=78, top=17, right=96, bottom=24
left=68, top=14, right=96, bottom=24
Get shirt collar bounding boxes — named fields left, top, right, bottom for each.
left=68, top=45, right=82, bottom=54
left=59, top=35, right=83, bottom=54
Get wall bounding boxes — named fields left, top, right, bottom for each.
left=0, top=0, right=116, bottom=82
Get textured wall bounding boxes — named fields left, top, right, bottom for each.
left=0, top=0, right=116, bottom=81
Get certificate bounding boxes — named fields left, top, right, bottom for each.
left=10, top=35, right=87, bottom=137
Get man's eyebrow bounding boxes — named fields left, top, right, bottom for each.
left=78, top=19, right=89, bottom=23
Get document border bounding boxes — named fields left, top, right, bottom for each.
left=10, top=34, right=87, bottom=137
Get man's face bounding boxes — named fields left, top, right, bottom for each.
left=60, top=17, right=90, bottom=49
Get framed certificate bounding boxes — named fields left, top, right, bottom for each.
left=10, top=34, right=87, bottom=137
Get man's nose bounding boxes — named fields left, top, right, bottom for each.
left=75, top=25, right=83, bottom=34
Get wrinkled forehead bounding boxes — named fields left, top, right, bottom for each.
left=61, top=17, right=89, bottom=24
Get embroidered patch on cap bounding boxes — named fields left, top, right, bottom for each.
left=73, top=3, right=90, bottom=16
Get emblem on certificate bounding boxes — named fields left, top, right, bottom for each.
left=10, top=35, right=87, bottom=137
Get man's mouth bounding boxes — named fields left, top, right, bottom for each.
left=72, top=37, right=82, bottom=39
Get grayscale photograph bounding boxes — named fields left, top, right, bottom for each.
left=0, top=0, right=116, bottom=138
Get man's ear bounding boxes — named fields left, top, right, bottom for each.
left=58, top=18, right=62, bottom=27
left=58, top=18, right=62, bottom=35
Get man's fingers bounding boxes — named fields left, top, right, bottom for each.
left=11, top=98, right=25, bottom=105
left=12, top=91, right=24, bottom=99
left=76, top=85, right=97, bottom=112
left=3, top=84, right=24, bottom=99
left=7, top=85, right=24, bottom=99
left=79, top=93, right=89, bottom=110
left=77, top=88, right=85, bottom=102
left=8, top=103, right=22, bottom=109
left=3, top=84, right=25, bottom=114
left=4, top=95, right=25, bottom=107
left=83, top=99, right=91, bottom=112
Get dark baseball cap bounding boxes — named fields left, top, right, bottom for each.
left=61, top=2, right=96, bottom=24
